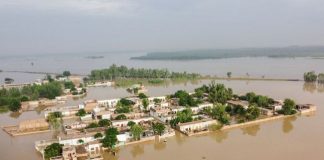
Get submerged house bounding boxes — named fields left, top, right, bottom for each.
left=177, top=118, right=217, bottom=135
left=296, top=104, right=317, bottom=114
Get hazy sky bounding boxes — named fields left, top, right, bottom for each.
left=1, top=0, right=324, bottom=55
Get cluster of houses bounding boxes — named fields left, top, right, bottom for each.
left=32, top=91, right=317, bottom=159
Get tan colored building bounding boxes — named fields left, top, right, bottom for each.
left=84, top=101, right=98, bottom=112
left=18, top=119, right=49, bottom=131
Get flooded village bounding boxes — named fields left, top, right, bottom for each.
left=0, top=72, right=317, bottom=160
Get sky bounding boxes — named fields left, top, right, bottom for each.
left=0, top=0, right=324, bottom=55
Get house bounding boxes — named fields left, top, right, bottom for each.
left=112, top=117, right=154, bottom=128
left=177, top=118, right=217, bottom=134
left=296, top=104, right=317, bottom=114
left=271, top=100, right=283, bottom=111
left=170, top=106, right=186, bottom=114
left=150, top=107, right=173, bottom=123
left=148, top=96, right=167, bottom=104
left=18, top=119, right=49, bottom=131
left=260, top=108, right=273, bottom=116
left=44, top=106, right=79, bottom=118
left=80, top=114, right=93, bottom=121
left=97, top=98, right=120, bottom=108
left=64, top=122, right=87, bottom=130
left=62, top=145, right=77, bottom=160
left=58, top=133, right=96, bottom=146
left=111, top=112, right=147, bottom=120
left=93, top=110, right=112, bottom=120
left=190, top=107, right=200, bottom=114
left=84, top=100, right=98, bottom=112
left=85, top=141, right=102, bottom=153
left=20, top=101, right=39, bottom=111
left=227, top=100, right=249, bottom=109
left=39, top=98, right=58, bottom=107
left=198, top=103, right=213, bottom=110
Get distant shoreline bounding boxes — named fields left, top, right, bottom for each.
left=131, top=46, right=324, bottom=60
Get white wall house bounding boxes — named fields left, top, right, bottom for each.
left=112, top=117, right=154, bottom=128
left=44, top=106, right=79, bottom=118
left=58, top=134, right=96, bottom=146
left=198, top=103, right=213, bottom=110
left=97, top=98, right=120, bottom=108
left=177, top=118, right=217, bottom=134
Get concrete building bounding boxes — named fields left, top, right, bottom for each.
left=18, top=119, right=49, bottom=131
left=97, top=98, right=120, bottom=108
left=62, top=145, right=77, bottom=160
left=227, top=100, right=249, bottom=109
left=177, top=118, right=217, bottom=134
left=112, top=117, right=154, bottom=128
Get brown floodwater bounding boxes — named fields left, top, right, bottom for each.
left=0, top=80, right=323, bottom=160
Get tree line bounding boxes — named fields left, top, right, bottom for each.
left=88, top=64, right=201, bottom=81
left=0, top=81, right=62, bottom=112
left=304, top=71, right=324, bottom=83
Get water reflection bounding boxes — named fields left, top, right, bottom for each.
left=282, top=116, right=297, bottom=134
left=208, top=130, right=229, bottom=143
left=130, top=144, right=144, bottom=158
left=303, top=82, right=324, bottom=93
left=241, top=125, right=261, bottom=136
left=174, top=131, right=188, bottom=145
left=153, top=140, right=166, bottom=151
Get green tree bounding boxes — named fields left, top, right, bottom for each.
left=78, top=139, right=84, bottom=144
left=227, top=72, right=232, bottom=78
left=76, top=109, right=86, bottom=117
left=281, top=99, right=296, bottom=115
left=98, top=119, right=111, bottom=127
left=127, top=121, right=136, bottom=128
left=138, top=93, right=148, bottom=99
left=208, top=81, right=233, bottom=104
left=101, top=127, right=119, bottom=149
left=47, top=113, right=61, bottom=129
left=153, top=98, right=162, bottom=104
left=304, top=71, right=317, bottom=82
left=152, top=122, right=166, bottom=136
left=64, top=81, right=75, bottom=89
left=20, top=95, right=29, bottom=102
left=130, top=124, right=143, bottom=141
left=254, top=95, right=269, bottom=107
left=51, top=112, right=62, bottom=118
left=8, top=98, right=21, bottom=112
left=142, top=98, right=149, bottom=110
left=245, top=105, right=261, bottom=121
left=86, top=122, right=99, bottom=129
left=63, top=71, right=71, bottom=77
left=44, top=143, right=63, bottom=160
left=210, top=104, right=230, bottom=125
left=246, top=92, right=256, bottom=103
left=45, top=74, right=54, bottom=82
left=94, top=132, right=103, bottom=139
left=115, top=114, right=127, bottom=120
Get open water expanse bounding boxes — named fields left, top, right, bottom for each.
left=0, top=53, right=323, bottom=160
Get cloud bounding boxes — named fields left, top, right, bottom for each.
left=0, top=0, right=137, bottom=15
